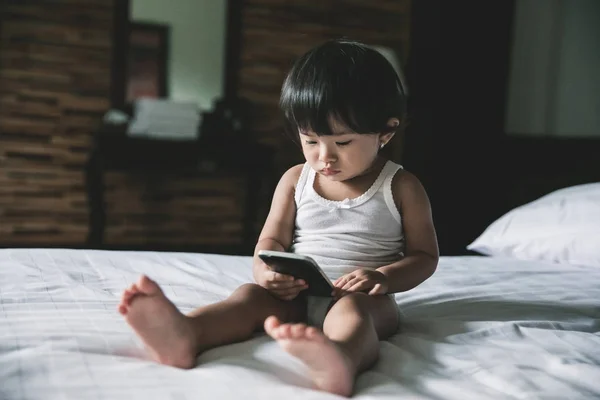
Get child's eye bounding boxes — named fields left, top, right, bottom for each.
left=305, top=141, right=317, bottom=145
left=336, top=141, right=352, bottom=146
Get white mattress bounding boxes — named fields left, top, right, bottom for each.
left=1, top=248, right=599, bottom=400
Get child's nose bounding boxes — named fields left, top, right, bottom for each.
left=319, top=144, right=337, bottom=163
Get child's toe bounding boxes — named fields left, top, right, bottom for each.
left=290, top=324, right=307, bottom=339
left=138, top=275, right=161, bottom=295
left=305, top=327, right=319, bottom=339
left=264, top=315, right=283, bottom=338
left=280, top=324, right=293, bottom=338
left=125, top=292, right=135, bottom=305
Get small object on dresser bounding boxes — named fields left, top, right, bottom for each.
left=127, top=98, right=202, bottom=141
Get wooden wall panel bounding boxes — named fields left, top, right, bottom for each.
left=102, top=173, right=246, bottom=247
left=0, top=0, right=411, bottom=250
left=0, top=0, right=113, bottom=246
left=237, top=0, right=412, bottom=173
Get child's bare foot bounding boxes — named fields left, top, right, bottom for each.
left=264, top=316, right=354, bottom=397
left=118, top=275, right=197, bottom=369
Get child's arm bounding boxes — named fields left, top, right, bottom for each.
left=376, top=171, right=439, bottom=293
left=252, top=165, right=307, bottom=300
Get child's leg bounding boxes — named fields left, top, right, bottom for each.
left=118, top=275, right=306, bottom=369
left=264, top=293, right=398, bottom=397
left=322, top=293, right=399, bottom=372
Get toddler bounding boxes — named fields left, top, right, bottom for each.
left=118, top=39, right=439, bottom=397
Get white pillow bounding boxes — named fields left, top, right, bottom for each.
left=467, top=182, right=600, bottom=267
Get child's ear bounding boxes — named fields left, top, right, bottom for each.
left=386, top=117, right=400, bottom=131
left=379, top=118, right=399, bottom=147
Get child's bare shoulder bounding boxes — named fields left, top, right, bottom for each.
left=279, top=164, right=305, bottom=189
left=390, top=169, right=429, bottom=210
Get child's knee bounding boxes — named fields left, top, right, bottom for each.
left=232, top=283, right=269, bottom=301
left=335, top=292, right=372, bottom=315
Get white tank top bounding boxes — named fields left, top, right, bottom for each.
left=290, top=160, right=406, bottom=280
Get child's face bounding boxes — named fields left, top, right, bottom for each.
left=299, top=118, right=391, bottom=182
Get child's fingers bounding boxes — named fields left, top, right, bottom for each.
left=341, top=277, right=363, bottom=291
left=333, top=276, right=346, bottom=287
left=271, top=285, right=307, bottom=299
left=273, top=285, right=306, bottom=295
left=347, top=279, right=373, bottom=293
left=268, top=281, right=294, bottom=289
left=272, top=272, right=295, bottom=281
left=334, top=274, right=354, bottom=288
left=268, top=279, right=305, bottom=289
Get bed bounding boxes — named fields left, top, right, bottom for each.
left=1, top=244, right=599, bottom=398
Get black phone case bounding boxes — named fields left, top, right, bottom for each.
left=258, top=254, right=333, bottom=297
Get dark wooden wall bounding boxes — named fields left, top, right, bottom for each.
left=101, top=169, right=247, bottom=250
left=236, top=0, right=412, bottom=174
left=0, top=0, right=412, bottom=251
left=0, top=0, right=114, bottom=246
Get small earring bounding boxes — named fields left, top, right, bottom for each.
left=380, top=142, right=386, bottom=149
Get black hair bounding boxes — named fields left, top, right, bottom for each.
left=279, top=39, right=407, bottom=138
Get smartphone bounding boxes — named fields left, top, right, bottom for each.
left=257, top=250, right=334, bottom=297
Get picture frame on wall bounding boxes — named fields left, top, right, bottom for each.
left=126, top=22, right=169, bottom=103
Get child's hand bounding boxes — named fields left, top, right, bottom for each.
left=333, top=269, right=388, bottom=298
left=257, top=263, right=308, bottom=301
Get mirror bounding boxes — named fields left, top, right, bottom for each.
left=127, top=0, right=229, bottom=112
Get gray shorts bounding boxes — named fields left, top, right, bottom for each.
left=306, top=294, right=399, bottom=329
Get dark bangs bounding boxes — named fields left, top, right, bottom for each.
left=279, top=39, right=406, bottom=138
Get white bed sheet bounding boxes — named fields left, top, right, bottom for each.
left=0, top=249, right=599, bottom=400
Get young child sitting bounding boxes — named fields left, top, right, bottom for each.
left=118, top=38, right=439, bottom=397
